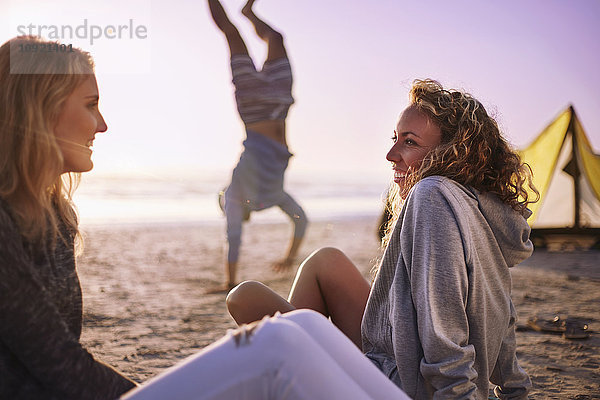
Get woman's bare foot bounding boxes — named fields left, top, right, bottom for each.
left=241, top=0, right=256, bottom=17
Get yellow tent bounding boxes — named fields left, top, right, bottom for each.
left=519, top=105, right=600, bottom=247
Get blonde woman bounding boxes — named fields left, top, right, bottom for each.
left=1, top=36, right=415, bottom=400
left=0, top=35, right=137, bottom=399
left=228, top=80, right=538, bottom=399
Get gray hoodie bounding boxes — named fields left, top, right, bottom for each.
left=362, top=176, right=532, bottom=400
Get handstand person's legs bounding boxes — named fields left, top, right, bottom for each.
left=241, top=0, right=287, bottom=61
left=208, top=0, right=249, bottom=57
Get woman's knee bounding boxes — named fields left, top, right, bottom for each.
left=299, top=247, right=351, bottom=274
left=252, top=315, right=315, bottom=355
left=226, top=281, right=294, bottom=324
left=226, top=280, right=268, bottom=312
left=315, top=246, right=348, bottom=259
left=282, top=309, right=330, bottom=330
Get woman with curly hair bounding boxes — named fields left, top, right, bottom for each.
left=228, top=79, right=538, bottom=399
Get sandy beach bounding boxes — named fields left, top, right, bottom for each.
left=77, top=217, right=600, bottom=399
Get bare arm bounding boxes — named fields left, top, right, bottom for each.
left=273, top=235, right=302, bottom=272
left=274, top=193, right=307, bottom=271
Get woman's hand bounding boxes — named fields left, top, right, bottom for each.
left=272, top=257, right=294, bottom=272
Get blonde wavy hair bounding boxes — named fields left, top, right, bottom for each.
left=382, top=79, right=538, bottom=246
left=0, top=36, right=95, bottom=248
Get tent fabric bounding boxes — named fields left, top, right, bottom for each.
left=528, top=131, right=575, bottom=228
left=575, top=117, right=600, bottom=200
left=518, top=106, right=600, bottom=229
left=518, top=109, right=570, bottom=221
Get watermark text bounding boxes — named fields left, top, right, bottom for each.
left=16, top=19, right=148, bottom=45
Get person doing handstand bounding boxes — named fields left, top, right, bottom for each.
left=208, top=0, right=308, bottom=289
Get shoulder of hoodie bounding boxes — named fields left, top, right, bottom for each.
left=408, top=176, right=534, bottom=266
left=408, top=175, right=477, bottom=210
left=410, top=176, right=526, bottom=219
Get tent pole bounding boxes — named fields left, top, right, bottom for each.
left=569, top=105, right=581, bottom=229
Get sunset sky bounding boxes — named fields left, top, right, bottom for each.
left=3, top=0, right=599, bottom=182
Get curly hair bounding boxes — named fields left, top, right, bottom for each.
left=381, top=79, right=538, bottom=247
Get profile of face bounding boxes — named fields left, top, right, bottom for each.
left=53, top=75, right=107, bottom=173
left=386, top=105, right=442, bottom=191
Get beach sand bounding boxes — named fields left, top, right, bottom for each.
left=77, top=217, right=600, bottom=399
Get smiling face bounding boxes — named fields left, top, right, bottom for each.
left=386, top=105, right=442, bottom=192
left=53, top=75, right=107, bottom=173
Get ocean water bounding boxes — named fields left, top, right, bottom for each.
left=73, top=170, right=391, bottom=227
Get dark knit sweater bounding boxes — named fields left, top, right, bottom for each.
left=0, top=200, right=136, bottom=399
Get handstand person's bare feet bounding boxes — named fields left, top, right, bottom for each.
left=241, top=0, right=256, bottom=18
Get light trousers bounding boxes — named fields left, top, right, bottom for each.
left=121, top=310, right=409, bottom=400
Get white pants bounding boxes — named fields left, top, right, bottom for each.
left=121, top=310, right=409, bottom=400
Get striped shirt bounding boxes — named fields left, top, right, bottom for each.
left=231, top=54, right=294, bottom=124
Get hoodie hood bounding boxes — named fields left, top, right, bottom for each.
left=469, top=187, right=534, bottom=267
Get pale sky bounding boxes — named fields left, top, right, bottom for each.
left=2, top=0, right=599, bottom=181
